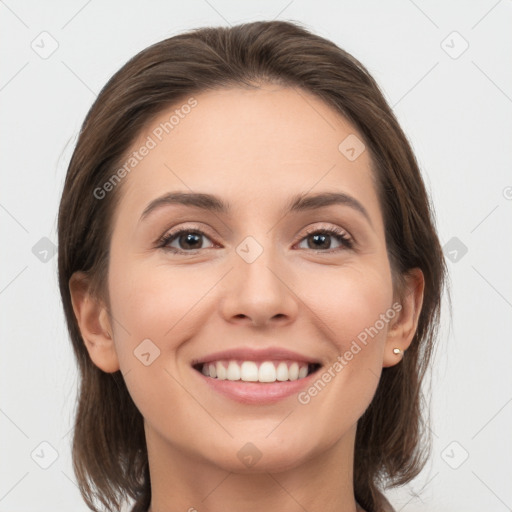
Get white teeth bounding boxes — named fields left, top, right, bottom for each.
left=226, top=361, right=241, bottom=381
left=259, top=361, right=277, bottom=382
left=240, top=361, right=259, bottom=382
left=289, top=362, right=299, bottom=381
left=200, top=360, right=314, bottom=382
left=216, top=361, right=227, bottom=380
left=276, top=361, right=288, bottom=381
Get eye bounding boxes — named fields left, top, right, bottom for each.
left=157, top=226, right=216, bottom=254
left=157, top=224, right=354, bottom=255
left=295, top=226, right=353, bottom=252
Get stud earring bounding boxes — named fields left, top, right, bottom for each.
left=393, top=347, right=402, bottom=355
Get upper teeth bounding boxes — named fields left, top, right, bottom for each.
left=200, top=360, right=310, bottom=383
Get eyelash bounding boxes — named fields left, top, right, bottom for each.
left=156, top=224, right=354, bottom=255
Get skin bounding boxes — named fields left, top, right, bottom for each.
left=70, top=85, right=424, bottom=512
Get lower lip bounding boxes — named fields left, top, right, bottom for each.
left=194, top=367, right=320, bottom=404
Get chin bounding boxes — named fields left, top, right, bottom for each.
left=203, top=435, right=321, bottom=474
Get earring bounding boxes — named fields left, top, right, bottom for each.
left=393, top=347, right=402, bottom=355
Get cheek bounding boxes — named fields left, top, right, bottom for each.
left=106, top=258, right=204, bottom=421
left=306, top=262, right=393, bottom=348
left=108, top=261, right=196, bottom=352
left=108, top=249, right=393, bottom=371
left=296, top=264, right=393, bottom=414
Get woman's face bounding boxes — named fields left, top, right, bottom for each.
left=94, top=85, right=407, bottom=473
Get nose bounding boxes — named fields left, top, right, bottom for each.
left=218, top=244, right=298, bottom=328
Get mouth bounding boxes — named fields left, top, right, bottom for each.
left=192, top=360, right=322, bottom=383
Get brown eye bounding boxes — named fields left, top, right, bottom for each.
left=296, top=227, right=353, bottom=252
left=159, top=229, right=215, bottom=253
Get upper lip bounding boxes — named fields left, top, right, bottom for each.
left=191, top=347, right=323, bottom=366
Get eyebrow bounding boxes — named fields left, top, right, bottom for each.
left=139, top=191, right=372, bottom=226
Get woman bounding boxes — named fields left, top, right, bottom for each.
left=58, top=20, right=447, bottom=512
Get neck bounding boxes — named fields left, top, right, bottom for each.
left=145, top=423, right=361, bottom=512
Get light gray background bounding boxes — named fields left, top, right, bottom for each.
left=1, top=1, right=511, bottom=511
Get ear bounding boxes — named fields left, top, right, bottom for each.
left=382, top=268, right=425, bottom=368
left=69, top=271, right=120, bottom=373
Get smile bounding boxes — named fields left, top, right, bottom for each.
left=195, top=360, right=321, bottom=383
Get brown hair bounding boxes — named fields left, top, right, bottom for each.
left=58, top=20, right=447, bottom=512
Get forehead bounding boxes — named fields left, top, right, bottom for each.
left=113, top=85, right=381, bottom=225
